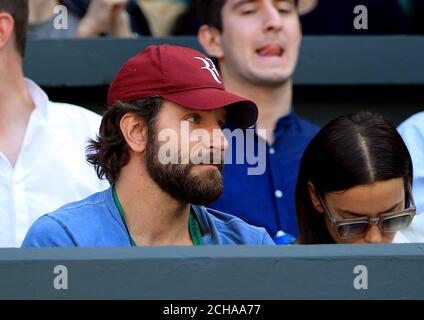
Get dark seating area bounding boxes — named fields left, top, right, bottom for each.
left=24, top=36, right=424, bottom=126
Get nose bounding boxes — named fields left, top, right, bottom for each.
left=364, top=225, right=384, bottom=243
left=262, top=3, right=283, bottom=32
left=210, top=127, right=229, bottom=152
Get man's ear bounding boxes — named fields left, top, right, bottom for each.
left=307, top=181, right=325, bottom=214
left=0, top=13, right=14, bottom=51
left=198, top=25, right=224, bottom=59
left=119, top=113, right=148, bottom=153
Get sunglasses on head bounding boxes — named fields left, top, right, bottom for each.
left=318, top=188, right=416, bottom=240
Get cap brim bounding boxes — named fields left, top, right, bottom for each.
left=161, top=88, right=258, bottom=129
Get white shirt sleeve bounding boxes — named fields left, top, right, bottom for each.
left=398, top=111, right=424, bottom=215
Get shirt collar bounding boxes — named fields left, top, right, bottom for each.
left=104, top=186, right=212, bottom=245
left=275, top=111, right=297, bottom=131
left=24, top=78, right=49, bottom=119
left=104, top=186, right=129, bottom=233
left=224, top=111, right=299, bottom=147
left=248, top=111, right=298, bottom=134
left=273, top=111, right=300, bottom=143
left=191, top=205, right=211, bottom=244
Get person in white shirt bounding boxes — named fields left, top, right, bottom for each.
left=394, top=214, right=424, bottom=243
left=394, top=111, right=424, bottom=243
left=398, top=112, right=424, bottom=216
left=0, top=0, right=109, bottom=247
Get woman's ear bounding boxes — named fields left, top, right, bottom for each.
left=119, top=113, right=148, bottom=153
left=307, top=181, right=325, bottom=214
left=197, top=25, right=224, bottom=59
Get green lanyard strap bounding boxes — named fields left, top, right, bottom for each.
left=189, top=209, right=204, bottom=246
left=112, top=185, right=137, bottom=246
left=112, top=185, right=204, bottom=246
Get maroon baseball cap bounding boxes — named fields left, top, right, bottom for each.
left=107, top=45, right=258, bottom=128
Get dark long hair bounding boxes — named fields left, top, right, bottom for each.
left=86, top=97, right=163, bottom=184
left=295, top=111, right=413, bottom=244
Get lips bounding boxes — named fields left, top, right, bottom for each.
left=199, top=163, right=224, bottom=170
left=257, top=44, right=284, bottom=57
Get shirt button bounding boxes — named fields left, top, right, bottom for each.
left=269, top=147, right=275, bottom=155
left=275, top=190, right=283, bottom=198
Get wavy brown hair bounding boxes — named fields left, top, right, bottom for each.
left=87, top=97, right=163, bottom=184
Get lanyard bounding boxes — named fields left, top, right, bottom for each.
left=189, top=208, right=204, bottom=246
left=112, top=186, right=137, bottom=246
left=112, top=186, right=204, bottom=246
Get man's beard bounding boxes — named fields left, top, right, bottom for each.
left=145, top=130, right=224, bottom=205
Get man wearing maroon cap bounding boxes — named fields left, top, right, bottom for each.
left=22, top=45, right=274, bottom=247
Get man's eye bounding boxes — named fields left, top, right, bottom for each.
left=241, top=9, right=256, bottom=15
left=239, top=5, right=257, bottom=15
left=278, top=8, right=289, bottom=13
left=277, top=1, right=295, bottom=13
left=277, top=5, right=293, bottom=13
left=186, top=115, right=201, bottom=124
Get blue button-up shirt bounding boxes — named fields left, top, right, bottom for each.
left=209, top=112, right=319, bottom=241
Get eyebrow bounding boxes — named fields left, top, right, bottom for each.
left=232, top=0, right=295, bottom=8
left=337, top=201, right=403, bottom=217
left=232, top=0, right=257, bottom=10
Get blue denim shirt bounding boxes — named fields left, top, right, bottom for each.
left=210, top=112, right=319, bottom=241
left=22, top=187, right=275, bottom=247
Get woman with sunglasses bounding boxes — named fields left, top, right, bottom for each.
left=295, top=111, right=416, bottom=244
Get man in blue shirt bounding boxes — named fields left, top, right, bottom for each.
left=197, top=0, right=319, bottom=243
left=22, top=45, right=274, bottom=247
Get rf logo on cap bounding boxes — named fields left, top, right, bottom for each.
left=194, top=56, right=222, bottom=84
